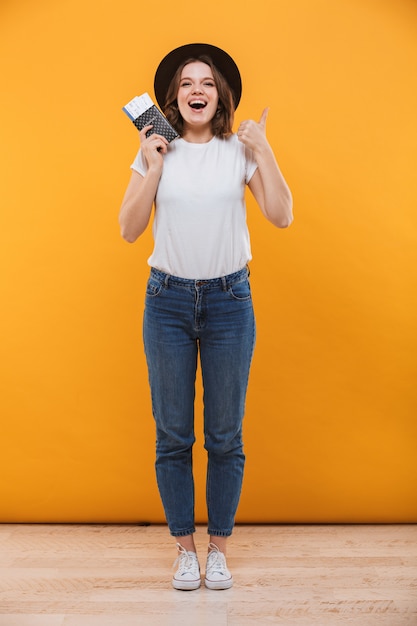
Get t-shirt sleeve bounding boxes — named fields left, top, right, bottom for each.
left=244, top=145, right=258, bottom=183
left=130, top=148, right=147, bottom=176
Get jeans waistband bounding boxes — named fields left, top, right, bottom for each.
left=150, top=266, right=249, bottom=290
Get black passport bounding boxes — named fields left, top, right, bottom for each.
left=123, top=93, right=179, bottom=142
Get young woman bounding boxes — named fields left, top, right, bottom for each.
left=119, top=43, right=293, bottom=590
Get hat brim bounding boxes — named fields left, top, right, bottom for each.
left=154, top=43, right=242, bottom=110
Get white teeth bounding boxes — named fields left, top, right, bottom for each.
left=189, top=100, right=207, bottom=109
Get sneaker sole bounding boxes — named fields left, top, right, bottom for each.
left=204, top=576, right=233, bottom=590
left=172, top=578, right=201, bottom=591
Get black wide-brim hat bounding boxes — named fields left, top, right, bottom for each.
left=154, top=43, right=242, bottom=110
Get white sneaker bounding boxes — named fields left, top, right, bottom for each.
left=172, top=543, right=201, bottom=590
left=204, top=543, right=233, bottom=590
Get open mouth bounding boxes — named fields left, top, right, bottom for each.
left=189, top=100, right=207, bottom=110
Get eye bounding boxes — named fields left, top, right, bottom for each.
left=204, top=81, right=215, bottom=87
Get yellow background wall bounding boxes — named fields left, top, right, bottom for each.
left=1, top=0, right=416, bottom=523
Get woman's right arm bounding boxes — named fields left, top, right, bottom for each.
left=118, top=127, right=168, bottom=243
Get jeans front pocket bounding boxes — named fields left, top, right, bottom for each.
left=228, top=279, right=252, bottom=301
left=145, top=276, right=163, bottom=298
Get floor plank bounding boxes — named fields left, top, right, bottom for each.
left=0, top=524, right=416, bottom=625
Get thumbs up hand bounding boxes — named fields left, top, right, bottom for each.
left=237, top=108, right=270, bottom=152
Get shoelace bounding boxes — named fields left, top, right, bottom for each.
left=174, top=543, right=199, bottom=576
left=206, top=542, right=228, bottom=575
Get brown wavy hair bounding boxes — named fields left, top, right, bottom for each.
left=163, top=55, right=235, bottom=138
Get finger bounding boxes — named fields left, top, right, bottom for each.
left=139, top=124, right=154, bottom=141
left=154, top=135, right=169, bottom=149
left=142, top=129, right=169, bottom=149
left=153, top=134, right=169, bottom=151
left=259, top=107, right=269, bottom=127
left=148, top=132, right=168, bottom=143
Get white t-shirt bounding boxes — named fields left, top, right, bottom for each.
left=131, top=133, right=258, bottom=279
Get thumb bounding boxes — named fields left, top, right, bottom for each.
left=259, top=107, right=269, bottom=128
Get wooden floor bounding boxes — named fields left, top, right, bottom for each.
left=0, top=524, right=416, bottom=625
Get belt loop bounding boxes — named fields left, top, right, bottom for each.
left=246, top=263, right=250, bottom=278
left=164, top=273, right=170, bottom=288
left=221, top=276, right=227, bottom=291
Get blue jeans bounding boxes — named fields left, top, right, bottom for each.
left=143, top=266, right=256, bottom=538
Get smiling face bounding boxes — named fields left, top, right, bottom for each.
left=176, top=61, right=219, bottom=138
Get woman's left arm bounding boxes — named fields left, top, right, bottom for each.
left=238, top=108, right=293, bottom=228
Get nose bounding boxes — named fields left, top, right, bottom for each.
left=192, top=86, right=203, bottom=94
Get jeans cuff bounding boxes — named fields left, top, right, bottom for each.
left=170, top=527, right=196, bottom=537
left=207, top=529, right=233, bottom=537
